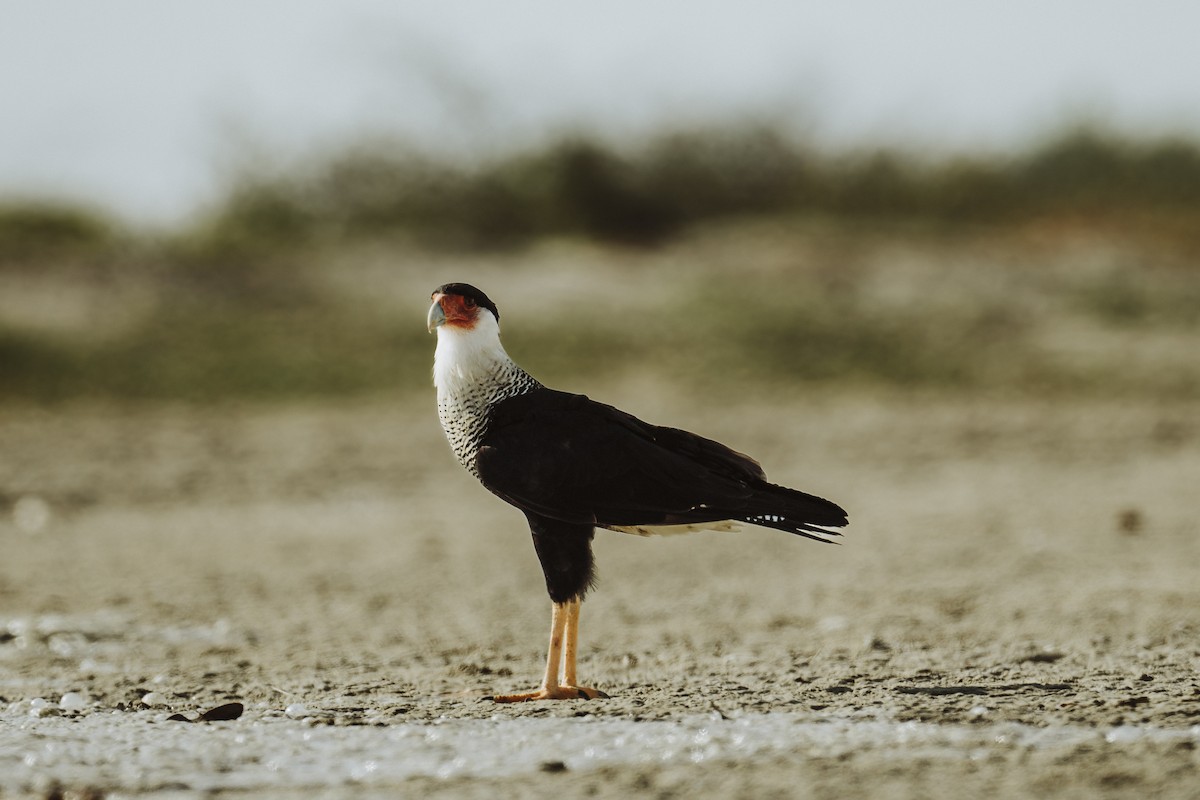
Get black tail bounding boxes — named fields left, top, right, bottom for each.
left=737, top=481, right=848, bottom=543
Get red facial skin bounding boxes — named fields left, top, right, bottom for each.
left=432, top=292, right=481, bottom=330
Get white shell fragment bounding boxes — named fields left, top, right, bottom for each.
left=59, top=692, right=88, bottom=710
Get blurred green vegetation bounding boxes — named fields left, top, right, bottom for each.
left=0, top=309, right=430, bottom=403
left=0, top=203, right=119, bottom=261
left=144, top=126, right=1200, bottom=252
left=1, top=124, right=1199, bottom=403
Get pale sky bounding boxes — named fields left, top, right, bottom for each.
left=2, top=0, right=1198, bottom=223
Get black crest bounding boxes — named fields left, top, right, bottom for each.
left=434, top=283, right=500, bottom=321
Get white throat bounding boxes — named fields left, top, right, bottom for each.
left=432, top=312, right=521, bottom=396
left=431, top=310, right=541, bottom=475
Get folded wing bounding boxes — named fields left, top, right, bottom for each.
left=475, top=389, right=847, bottom=542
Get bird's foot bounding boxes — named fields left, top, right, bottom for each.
left=492, top=685, right=610, bottom=703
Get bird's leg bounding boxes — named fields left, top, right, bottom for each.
left=492, top=601, right=567, bottom=702
left=561, top=597, right=580, bottom=686
left=560, top=598, right=609, bottom=699
left=492, top=599, right=608, bottom=702
left=539, top=600, right=569, bottom=693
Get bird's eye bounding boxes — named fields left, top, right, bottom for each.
left=463, top=297, right=477, bottom=309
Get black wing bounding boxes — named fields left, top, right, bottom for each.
left=475, top=388, right=847, bottom=541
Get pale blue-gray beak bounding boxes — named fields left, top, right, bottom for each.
left=427, top=297, right=447, bottom=332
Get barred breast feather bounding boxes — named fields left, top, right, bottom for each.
left=437, top=363, right=541, bottom=477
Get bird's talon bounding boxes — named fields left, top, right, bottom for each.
left=491, top=685, right=609, bottom=703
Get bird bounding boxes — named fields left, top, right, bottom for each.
left=427, top=282, right=847, bottom=702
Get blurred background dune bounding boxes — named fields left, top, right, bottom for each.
left=1, top=2, right=1198, bottom=405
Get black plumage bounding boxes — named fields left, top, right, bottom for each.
left=476, top=387, right=846, bottom=602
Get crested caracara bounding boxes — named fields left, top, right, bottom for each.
left=428, top=283, right=847, bottom=701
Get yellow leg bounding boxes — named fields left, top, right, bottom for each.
left=492, top=599, right=609, bottom=702
left=562, top=597, right=584, bottom=685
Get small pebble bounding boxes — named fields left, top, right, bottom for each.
left=285, top=703, right=309, bottom=719
left=141, top=692, right=166, bottom=707
left=1106, top=725, right=1145, bottom=744
left=28, top=698, right=60, bottom=718
left=200, top=702, right=244, bottom=721
left=59, top=692, right=88, bottom=710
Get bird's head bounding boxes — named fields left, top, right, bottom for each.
left=427, top=283, right=500, bottom=333
left=428, top=283, right=513, bottom=392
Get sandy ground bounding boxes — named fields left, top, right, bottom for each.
left=1, top=386, right=1198, bottom=797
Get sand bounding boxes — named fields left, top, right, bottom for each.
left=2, top=387, right=1198, bottom=797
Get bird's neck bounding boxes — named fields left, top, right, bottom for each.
left=432, top=323, right=540, bottom=402
left=432, top=321, right=542, bottom=476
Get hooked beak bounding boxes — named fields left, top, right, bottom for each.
left=427, top=295, right=447, bottom=332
